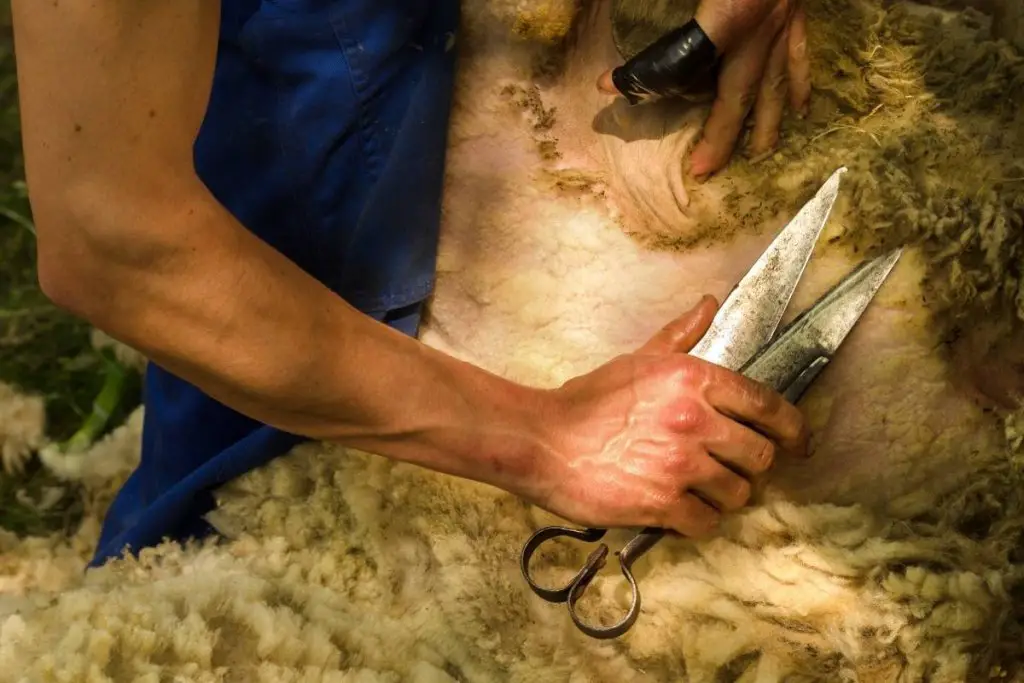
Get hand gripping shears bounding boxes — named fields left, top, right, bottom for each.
left=519, top=167, right=903, bottom=639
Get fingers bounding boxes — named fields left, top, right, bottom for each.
left=595, top=1, right=810, bottom=177
left=662, top=491, right=722, bottom=538
left=700, top=364, right=810, bottom=457
left=703, top=411, right=778, bottom=477
left=748, top=23, right=791, bottom=157
left=688, top=21, right=778, bottom=178
left=655, top=423, right=776, bottom=537
left=638, top=295, right=719, bottom=355
left=685, top=453, right=754, bottom=512
left=786, top=4, right=811, bottom=116
left=663, top=406, right=777, bottom=518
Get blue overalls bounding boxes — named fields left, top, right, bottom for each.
left=91, top=0, right=460, bottom=567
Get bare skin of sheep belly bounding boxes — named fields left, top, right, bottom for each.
left=2, top=0, right=1024, bottom=681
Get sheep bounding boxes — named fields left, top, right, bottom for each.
left=2, top=0, right=1024, bottom=680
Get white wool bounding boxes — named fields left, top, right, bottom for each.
left=88, top=328, right=148, bottom=373
left=0, top=406, right=144, bottom=608
left=37, top=405, right=143, bottom=488
left=13, top=485, right=66, bottom=513
left=0, top=381, right=46, bottom=475
left=2, top=417, right=1022, bottom=681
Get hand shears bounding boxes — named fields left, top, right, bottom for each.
left=519, top=167, right=903, bottom=639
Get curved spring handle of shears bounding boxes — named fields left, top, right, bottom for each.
left=519, top=525, right=667, bottom=639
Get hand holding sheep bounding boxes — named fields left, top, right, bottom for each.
left=598, top=0, right=812, bottom=179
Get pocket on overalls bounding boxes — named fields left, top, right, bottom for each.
left=235, top=0, right=366, bottom=248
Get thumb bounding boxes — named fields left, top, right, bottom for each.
left=638, top=295, right=719, bottom=355
left=596, top=0, right=754, bottom=97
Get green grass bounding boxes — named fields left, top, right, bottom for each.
left=0, top=19, right=142, bottom=538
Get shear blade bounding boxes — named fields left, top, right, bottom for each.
left=740, top=247, right=904, bottom=393
left=689, top=167, right=848, bottom=371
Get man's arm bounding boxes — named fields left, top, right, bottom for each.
left=11, top=0, right=551, bottom=492
left=12, top=0, right=809, bottom=537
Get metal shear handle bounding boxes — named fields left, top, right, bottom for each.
left=520, top=525, right=666, bottom=638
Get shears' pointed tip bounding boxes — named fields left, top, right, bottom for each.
left=689, top=167, right=851, bottom=369
left=871, top=246, right=905, bottom=281
left=827, top=165, right=849, bottom=181
left=814, top=166, right=847, bottom=213
left=738, top=244, right=907, bottom=392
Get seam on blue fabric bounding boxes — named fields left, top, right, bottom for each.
left=348, top=277, right=435, bottom=315
left=234, top=5, right=318, bottom=233
left=327, top=8, right=383, bottom=191
left=346, top=275, right=435, bottom=299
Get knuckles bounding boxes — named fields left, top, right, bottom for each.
left=730, top=476, right=753, bottom=509
left=666, top=397, right=710, bottom=434
left=641, top=485, right=692, bottom=529
left=752, top=438, right=777, bottom=473
left=666, top=355, right=707, bottom=383
left=767, top=0, right=796, bottom=32
left=742, top=379, right=782, bottom=416
left=667, top=447, right=707, bottom=484
left=726, top=87, right=760, bottom=113
left=765, top=71, right=788, bottom=95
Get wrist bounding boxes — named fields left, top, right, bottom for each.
left=356, top=344, right=564, bottom=504
left=464, top=370, right=564, bottom=504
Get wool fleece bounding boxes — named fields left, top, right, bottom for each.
left=0, top=382, right=45, bottom=476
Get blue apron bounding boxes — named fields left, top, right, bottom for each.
left=91, top=0, right=460, bottom=566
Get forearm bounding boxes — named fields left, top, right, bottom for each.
left=49, top=175, right=556, bottom=497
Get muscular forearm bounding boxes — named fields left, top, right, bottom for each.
left=45, top=173, right=556, bottom=499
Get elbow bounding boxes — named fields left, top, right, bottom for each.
left=26, top=161, right=207, bottom=339
left=35, top=239, right=94, bottom=320
left=30, top=170, right=196, bottom=335
left=30, top=185, right=126, bottom=324
left=35, top=222, right=105, bottom=323
left=23, top=156, right=200, bottom=330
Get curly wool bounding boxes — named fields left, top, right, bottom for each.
left=481, top=0, right=579, bottom=43
left=1, top=407, right=1022, bottom=682
left=0, top=381, right=46, bottom=476
left=0, top=407, right=142, bottom=613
